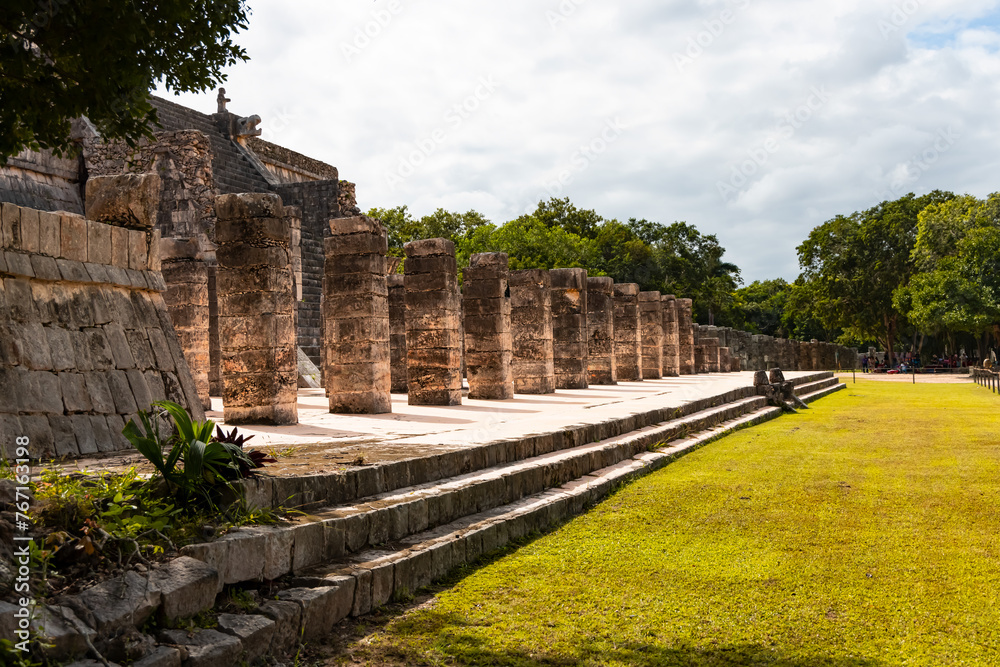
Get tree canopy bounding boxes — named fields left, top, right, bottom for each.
left=0, top=0, right=250, bottom=161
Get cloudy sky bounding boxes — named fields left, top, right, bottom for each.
left=156, top=0, right=1000, bottom=283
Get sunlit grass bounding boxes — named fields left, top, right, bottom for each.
left=341, top=378, right=1000, bottom=666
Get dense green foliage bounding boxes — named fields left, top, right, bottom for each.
left=0, top=0, right=249, bottom=161
left=340, top=379, right=1000, bottom=665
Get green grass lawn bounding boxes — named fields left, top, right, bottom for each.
left=333, top=378, right=1000, bottom=666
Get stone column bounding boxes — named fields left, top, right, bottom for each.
left=388, top=273, right=407, bottom=393
left=463, top=253, right=514, bottom=400
left=550, top=268, right=589, bottom=389
left=694, top=344, right=707, bottom=374
left=613, top=283, right=642, bottom=381
left=639, top=292, right=663, bottom=379
left=216, top=193, right=297, bottom=425
left=586, top=277, right=616, bottom=385
left=703, top=338, right=721, bottom=372
left=160, top=238, right=211, bottom=410
left=677, top=298, right=695, bottom=374
left=323, top=216, right=390, bottom=414
left=661, top=294, right=680, bottom=377
left=404, top=238, right=462, bottom=405
left=510, top=269, right=555, bottom=394
left=719, top=347, right=731, bottom=373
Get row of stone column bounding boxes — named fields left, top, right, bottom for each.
left=692, top=325, right=857, bottom=374
left=212, top=203, right=857, bottom=424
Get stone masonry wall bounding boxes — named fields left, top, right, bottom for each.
left=216, top=194, right=297, bottom=425
left=0, top=202, right=203, bottom=458
left=509, top=269, right=555, bottom=394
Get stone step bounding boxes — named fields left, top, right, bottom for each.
left=239, top=372, right=837, bottom=513
left=28, top=376, right=845, bottom=665
left=181, top=375, right=841, bottom=589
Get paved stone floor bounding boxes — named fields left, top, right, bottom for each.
left=65, top=371, right=827, bottom=476
left=200, top=371, right=822, bottom=475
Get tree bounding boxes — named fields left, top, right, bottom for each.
left=731, top=279, right=791, bottom=337
left=0, top=0, right=249, bottom=161
left=796, top=191, right=955, bottom=363
left=894, top=193, right=1000, bottom=357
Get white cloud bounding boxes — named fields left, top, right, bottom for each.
left=156, top=0, right=1000, bottom=283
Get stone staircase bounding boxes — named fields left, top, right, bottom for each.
left=22, top=373, right=843, bottom=665
left=150, top=96, right=273, bottom=195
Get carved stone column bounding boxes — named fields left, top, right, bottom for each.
left=661, top=294, right=680, bottom=377
left=550, top=268, right=589, bottom=389
left=639, top=291, right=663, bottom=379
left=613, top=283, right=642, bottom=381
left=510, top=269, right=555, bottom=394
left=388, top=273, right=407, bottom=393
left=586, top=276, right=616, bottom=385
left=677, top=298, right=695, bottom=375
left=323, top=216, right=390, bottom=414
left=404, top=238, right=462, bottom=405
left=216, top=193, right=297, bottom=425
left=463, top=253, right=514, bottom=400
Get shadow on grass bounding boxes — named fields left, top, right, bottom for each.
left=346, top=608, right=885, bottom=666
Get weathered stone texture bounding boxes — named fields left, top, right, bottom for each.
left=160, top=238, right=210, bottom=409
left=677, top=298, right=695, bottom=374
left=509, top=269, right=555, bottom=394
left=216, top=193, right=297, bottom=425
left=388, top=273, right=407, bottom=393
left=586, top=277, right=616, bottom=385
left=0, top=201, right=202, bottom=457
left=612, top=283, right=642, bottom=382
left=661, top=294, right=680, bottom=377
left=463, top=253, right=514, bottom=400
left=549, top=268, right=588, bottom=389
left=404, top=239, right=462, bottom=405
left=639, top=291, right=663, bottom=379
left=85, top=174, right=161, bottom=230
left=323, top=216, right=390, bottom=414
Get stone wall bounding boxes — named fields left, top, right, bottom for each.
left=0, top=149, right=83, bottom=214
left=274, top=181, right=341, bottom=368
left=0, top=202, right=203, bottom=457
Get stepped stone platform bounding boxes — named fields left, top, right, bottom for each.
left=31, top=372, right=845, bottom=666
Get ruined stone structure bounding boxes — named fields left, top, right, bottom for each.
left=388, top=273, right=408, bottom=393
left=404, top=239, right=462, bottom=405
left=216, top=193, right=297, bottom=425
left=0, top=185, right=203, bottom=457
left=586, top=276, right=616, bottom=385
left=612, top=283, right=642, bottom=381
left=661, top=294, right=680, bottom=377
left=323, top=216, right=390, bottom=413
left=509, top=269, right=555, bottom=394
left=550, top=269, right=589, bottom=389
left=160, top=237, right=211, bottom=409
left=462, top=253, right=514, bottom=400
left=639, top=291, right=664, bottom=379
left=677, top=298, right=696, bottom=375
